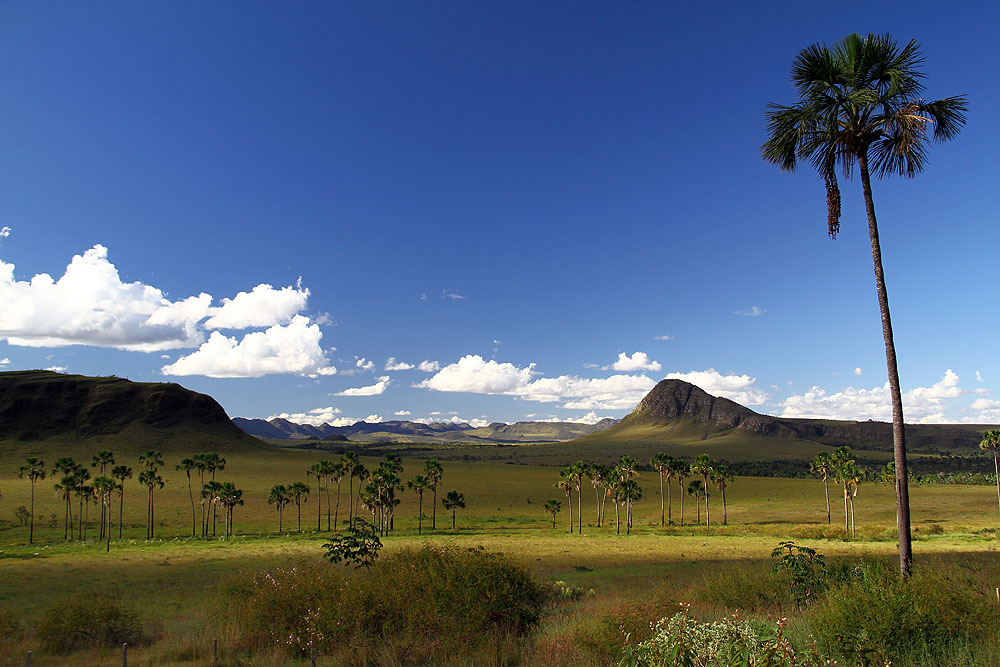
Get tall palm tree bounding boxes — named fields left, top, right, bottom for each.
left=569, top=461, right=588, bottom=534
left=407, top=474, right=431, bottom=535
left=979, top=430, right=1000, bottom=512
left=91, top=450, right=114, bottom=541
left=588, top=463, right=610, bottom=527
left=268, top=484, right=291, bottom=532
left=201, top=480, right=223, bottom=536
left=556, top=471, right=573, bottom=533
left=442, top=490, right=465, bottom=530
left=138, top=449, right=163, bottom=472
left=651, top=452, right=673, bottom=527
left=71, top=468, right=91, bottom=540
left=688, top=480, right=706, bottom=524
left=289, top=481, right=310, bottom=532
left=810, top=452, right=835, bottom=524
left=193, top=454, right=209, bottom=535
left=711, top=464, right=735, bottom=525
left=670, top=458, right=690, bottom=527
left=763, top=33, right=967, bottom=577
left=329, top=460, right=346, bottom=530
left=218, top=482, right=243, bottom=538
left=691, top=454, right=715, bottom=527
left=424, top=459, right=443, bottom=530
left=832, top=447, right=856, bottom=537
left=341, top=451, right=360, bottom=527
left=17, top=457, right=45, bottom=543
left=176, top=458, right=198, bottom=537
left=51, top=457, right=79, bottom=539
left=111, top=465, right=132, bottom=538
left=138, top=469, right=164, bottom=539
left=93, top=476, right=115, bottom=552
left=319, top=459, right=336, bottom=531
left=309, top=462, right=325, bottom=531
left=619, top=479, right=642, bottom=535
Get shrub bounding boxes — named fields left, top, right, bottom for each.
left=624, top=605, right=832, bottom=667
left=36, top=593, right=145, bottom=654
left=226, top=545, right=551, bottom=663
left=695, top=565, right=793, bottom=613
left=809, top=560, right=998, bottom=664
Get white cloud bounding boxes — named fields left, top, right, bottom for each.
left=203, top=283, right=309, bottom=330
left=385, top=357, right=414, bottom=371
left=417, top=360, right=441, bottom=372
left=417, top=355, right=536, bottom=394
left=0, top=357, right=9, bottom=366
left=364, top=414, right=383, bottom=423
left=417, top=354, right=656, bottom=411
left=441, top=290, right=466, bottom=301
left=853, top=367, right=863, bottom=376
left=0, top=245, right=211, bottom=351
left=665, top=369, right=769, bottom=405
left=335, top=375, right=390, bottom=397
left=0, top=226, right=10, bottom=238
left=394, top=410, right=412, bottom=416
left=654, top=335, right=674, bottom=341
left=44, top=365, right=67, bottom=372
left=968, top=398, right=1000, bottom=423
left=734, top=306, right=766, bottom=317
left=779, top=370, right=971, bottom=422
left=609, top=351, right=662, bottom=372
left=162, top=315, right=337, bottom=378
left=977, top=371, right=984, bottom=383
left=414, top=415, right=489, bottom=428
left=355, top=357, right=375, bottom=372
left=575, top=411, right=613, bottom=425
left=267, top=408, right=356, bottom=427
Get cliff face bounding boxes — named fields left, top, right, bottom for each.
left=0, top=370, right=257, bottom=447
left=621, top=379, right=796, bottom=437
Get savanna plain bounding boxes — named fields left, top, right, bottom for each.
left=2, top=442, right=1000, bottom=666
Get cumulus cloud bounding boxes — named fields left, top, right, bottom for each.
left=441, top=290, right=466, bottom=301
left=355, top=358, right=375, bottom=372
left=0, top=226, right=10, bottom=238
left=417, top=354, right=656, bottom=411
left=45, top=365, right=67, bottom=372
left=969, top=398, right=1000, bottom=423
left=413, top=415, right=490, bottom=428
left=0, top=245, right=211, bottom=351
left=394, top=410, right=412, bottom=416
left=734, top=306, right=766, bottom=317
left=665, top=369, right=769, bottom=405
left=0, top=245, right=328, bottom=369
left=654, top=335, right=674, bottom=341
left=385, top=357, right=414, bottom=371
left=0, top=357, right=9, bottom=366
left=364, top=414, right=383, bottom=423
left=575, top=411, right=612, bottom=425
left=779, top=369, right=971, bottom=423
left=203, top=283, right=309, bottom=329
left=162, top=316, right=337, bottom=378
left=417, top=360, right=441, bottom=372
left=853, top=367, right=863, bottom=376
left=608, top=351, right=662, bottom=372
left=335, top=376, right=390, bottom=397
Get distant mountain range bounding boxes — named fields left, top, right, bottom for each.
left=232, top=416, right=621, bottom=443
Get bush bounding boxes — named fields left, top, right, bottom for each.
left=36, top=593, right=145, bottom=654
left=809, top=560, right=998, bottom=664
left=226, top=545, right=552, bottom=663
left=695, top=566, right=793, bottom=613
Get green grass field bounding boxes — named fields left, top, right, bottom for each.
left=2, top=446, right=1000, bottom=665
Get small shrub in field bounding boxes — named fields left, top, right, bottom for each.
left=624, top=605, right=832, bottom=667
left=37, top=593, right=144, bottom=654
left=226, top=545, right=551, bottom=663
left=549, top=580, right=595, bottom=603
left=809, top=561, right=998, bottom=664
left=770, top=542, right=826, bottom=610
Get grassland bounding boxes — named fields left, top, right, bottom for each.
left=2, top=446, right=1000, bottom=665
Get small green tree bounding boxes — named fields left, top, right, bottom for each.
left=544, top=499, right=562, bottom=528
left=770, top=541, right=827, bottom=610
left=322, top=518, right=382, bottom=571
left=442, top=490, right=465, bottom=530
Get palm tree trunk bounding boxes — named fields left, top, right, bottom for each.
left=432, top=485, right=438, bottom=530
left=849, top=494, right=856, bottom=538
left=119, top=489, right=124, bottom=539
left=703, top=475, right=710, bottom=527
left=722, top=486, right=728, bottom=525
left=297, top=500, right=302, bottom=532
left=417, top=492, right=423, bottom=535
left=678, top=481, right=684, bottom=527
left=187, top=475, right=196, bottom=537
left=451, top=508, right=456, bottom=530
left=594, top=486, right=601, bottom=526
left=993, top=450, right=999, bottom=512
left=326, top=479, right=332, bottom=531
left=577, top=484, right=582, bottom=534
left=824, top=476, right=831, bottom=524
left=843, top=485, right=850, bottom=536
left=615, top=502, right=620, bottom=535
left=667, top=477, right=672, bottom=525
left=567, top=492, right=573, bottom=534
left=858, top=151, right=912, bottom=578
left=334, top=481, right=341, bottom=530
left=348, top=477, right=354, bottom=528
left=659, top=472, right=665, bottom=527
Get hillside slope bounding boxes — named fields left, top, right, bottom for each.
left=0, top=370, right=270, bottom=460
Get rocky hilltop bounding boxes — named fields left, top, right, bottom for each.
left=584, top=378, right=993, bottom=452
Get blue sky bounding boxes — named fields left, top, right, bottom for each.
left=1, top=2, right=997, bottom=427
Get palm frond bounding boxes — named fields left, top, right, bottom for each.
left=919, top=96, right=969, bottom=141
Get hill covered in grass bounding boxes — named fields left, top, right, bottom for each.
left=569, top=379, right=994, bottom=455
left=0, top=370, right=271, bottom=461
